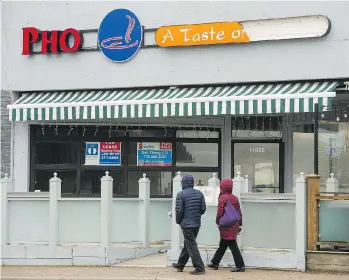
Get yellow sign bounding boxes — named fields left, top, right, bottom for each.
left=155, top=22, right=250, bottom=47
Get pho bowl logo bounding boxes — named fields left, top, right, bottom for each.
left=98, top=9, right=142, bottom=63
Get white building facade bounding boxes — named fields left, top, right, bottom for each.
left=1, top=1, right=349, bottom=267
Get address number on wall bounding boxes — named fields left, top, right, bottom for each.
left=249, top=147, right=266, bottom=153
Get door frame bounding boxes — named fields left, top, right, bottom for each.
left=231, top=139, right=285, bottom=193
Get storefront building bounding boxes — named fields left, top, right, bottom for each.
left=2, top=1, right=349, bottom=197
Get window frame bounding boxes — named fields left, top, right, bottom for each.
left=30, top=125, right=221, bottom=197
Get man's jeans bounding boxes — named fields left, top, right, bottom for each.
left=177, top=227, right=205, bottom=272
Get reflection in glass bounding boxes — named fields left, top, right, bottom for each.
left=176, top=130, right=219, bottom=139
left=176, top=143, right=218, bottom=167
left=181, top=172, right=214, bottom=187
left=292, top=129, right=314, bottom=184
left=234, top=143, right=280, bottom=193
left=232, top=116, right=282, bottom=139
left=319, top=122, right=349, bottom=191
left=34, top=170, right=77, bottom=193
left=80, top=170, right=125, bottom=195
left=127, top=171, right=172, bottom=196
left=129, top=129, right=174, bottom=138
left=36, top=141, right=77, bottom=164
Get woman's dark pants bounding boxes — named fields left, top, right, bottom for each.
left=211, top=239, right=245, bottom=268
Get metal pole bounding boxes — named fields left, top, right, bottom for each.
left=314, top=103, right=319, bottom=175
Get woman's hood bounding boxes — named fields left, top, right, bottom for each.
left=220, top=179, right=233, bottom=194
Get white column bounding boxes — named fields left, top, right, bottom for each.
left=295, top=172, right=306, bottom=271
left=221, top=116, right=232, bottom=180
left=243, top=175, right=250, bottom=193
left=13, top=123, right=30, bottom=192
left=170, top=171, right=182, bottom=253
left=138, top=173, right=150, bottom=247
left=101, top=171, right=113, bottom=249
left=325, top=173, right=339, bottom=196
left=284, top=115, right=294, bottom=193
left=49, top=172, right=61, bottom=249
left=232, top=171, right=244, bottom=203
left=232, top=171, right=244, bottom=249
left=1, top=174, right=10, bottom=245
left=208, top=173, right=220, bottom=205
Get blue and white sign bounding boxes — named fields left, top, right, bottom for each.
left=85, top=142, right=121, bottom=165
left=85, top=143, right=99, bottom=165
left=137, top=142, right=172, bottom=166
left=98, top=8, right=142, bottom=63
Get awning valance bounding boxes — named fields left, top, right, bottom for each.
left=8, top=81, right=339, bottom=121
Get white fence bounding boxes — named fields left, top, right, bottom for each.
left=0, top=172, right=171, bottom=265
left=1, top=171, right=343, bottom=268
left=167, top=171, right=307, bottom=270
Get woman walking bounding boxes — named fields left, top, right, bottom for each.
left=207, top=179, right=245, bottom=272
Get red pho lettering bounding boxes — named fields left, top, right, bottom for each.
left=41, top=30, right=60, bottom=54
left=59, top=28, right=83, bottom=53
left=22, top=27, right=41, bottom=55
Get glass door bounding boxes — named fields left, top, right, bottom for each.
left=232, top=141, right=284, bottom=193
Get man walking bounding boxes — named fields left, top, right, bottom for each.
left=172, top=175, right=206, bottom=275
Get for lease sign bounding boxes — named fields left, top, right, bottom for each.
left=137, top=142, right=172, bottom=166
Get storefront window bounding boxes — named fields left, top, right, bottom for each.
left=319, top=121, right=349, bottom=189
left=232, top=116, right=282, bottom=139
left=292, top=124, right=314, bottom=183
left=176, top=143, right=218, bottom=167
left=34, top=170, right=77, bottom=193
left=80, top=170, right=125, bottom=195
left=30, top=125, right=220, bottom=197
left=181, top=172, right=214, bottom=187
left=233, top=143, right=280, bottom=193
left=35, top=141, right=78, bottom=164
left=176, top=130, right=219, bottom=139
left=127, top=171, right=172, bottom=196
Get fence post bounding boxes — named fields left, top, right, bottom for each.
left=208, top=173, right=220, bottom=205
left=49, top=172, right=61, bottom=250
left=139, top=173, right=150, bottom=247
left=307, top=174, right=320, bottom=251
left=295, top=172, right=306, bottom=271
left=101, top=171, right=113, bottom=251
left=243, top=175, right=250, bottom=193
left=170, top=171, right=183, bottom=254
left=232, top=171, right=244, bottom=203
left=325, top=173, right=339, bottom=196
left=1, top=173, right=10, bottom=245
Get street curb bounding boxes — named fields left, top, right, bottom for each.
left=1, top=278, right=178, bottom=280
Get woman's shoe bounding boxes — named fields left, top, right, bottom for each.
left=231, top=267, right=245, bottom=272
left=172, top=263, right=184, bottom=272
left=207, top=263, right=219, bottom=270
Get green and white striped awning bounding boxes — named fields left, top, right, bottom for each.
left=8, top=81, right=339, bottom=121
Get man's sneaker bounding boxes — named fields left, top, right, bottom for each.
left=207, top=263, right=219, bottom=270
left=231, top=267, right=245, bottom=272
left=189, top=269, right=205, bottom=275
left=172, top=263, right=183, bottom=272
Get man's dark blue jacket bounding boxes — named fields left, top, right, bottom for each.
left=175, top=175, right=206, bottom=228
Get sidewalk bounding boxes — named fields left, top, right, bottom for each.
left=1, top=266, right=348, bottom=280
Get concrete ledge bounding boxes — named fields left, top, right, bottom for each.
left=1, top=244, right=170, bottom=266
left=1, top=245, right=26, bottom=258
left=73, top=245, right=106, bottom=258
left=26, top=244, right=72, bottom=259
left=167, top=248, right=298, bottom=269
left=73, top=257, right=106, bottom=266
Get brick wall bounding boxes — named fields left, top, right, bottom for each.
left=1, top=90, right=12, bottom=176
